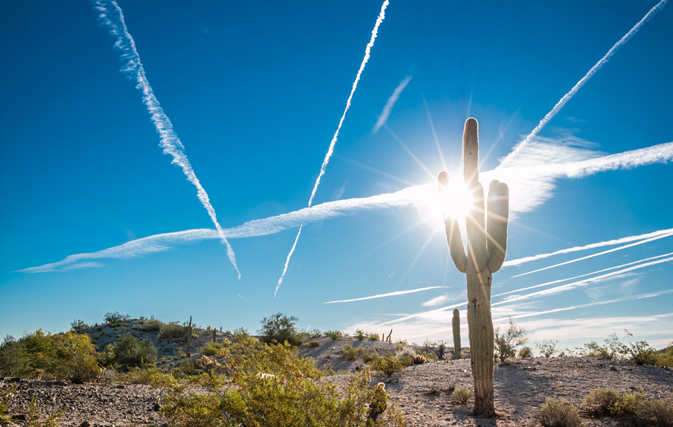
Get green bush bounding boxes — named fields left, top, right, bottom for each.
left=104, top=312, right=130, bottom=327
left=612, top=390, right=645, bottom=416
left=368, top=332, right=381, bottom=341
left=518, top=346, right=533, bottom=358
left=50, top=332, right=101, bottom=383
left=371, top=356, right=402, bottom=377
left=325, top=330, right=343, bottom=340
left=114, top=367, right=177, bottom=387
left=636, top=398, right=673, bottom=426
left=361, top=349, right=379, bottom=363
left=258, top=313, right=301, bottom=346
left=108, top=334, right=157, bottom=370
left=304, top=340, right=320, bottom=348
left=395, top=346, right=416, bottom=362
left=0, top=335, right=29, bottom=377
left=399, top=356, right=413, bottom=367
left=657, top=345, right=673, bottom=367
left=354, top=329, right=367, bottom=341
left=539, top=398, right=583, bottom=427
left=584, top=388, right=621, bottom=416
left=342, top=344, right=359, bottom=361
left=494, top=318, right=529, bottom=361
left=200, top=340, right=224, bottom=356
left=536, top=340, right=559, bottom=358
left=70, top=319, right=88, bottom=333
left=159, top=338, right=408, bottom=426
left=158, top=322, right=189, bottom=340
left=143, top=317, right=163, bottom=332
left=627, top=341, right=660, bottom=366
left=451, top=387, right=473, bottom=404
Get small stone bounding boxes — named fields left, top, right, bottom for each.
left=79, top=422, right=91, bottom=427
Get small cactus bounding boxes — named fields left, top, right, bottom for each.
left=452, top=309, right=461, bottom=360
left=413, top=354, right=427, bottom=365
left=438, top=118, right=510, bottom=418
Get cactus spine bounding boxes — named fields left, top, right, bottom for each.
left=438, top=118, right=509, bottom=418
left=452, top=309, right=461, bottom=360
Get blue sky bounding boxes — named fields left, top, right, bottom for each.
left=1, top=0, right=672, bottom=353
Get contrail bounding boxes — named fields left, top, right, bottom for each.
left=325, top=286, right=444, bottom=304
left=503, top=228, right=673, bottom=268
left=510, top=230, right=673, bottom=277
left=495, top=252, right=673, bottom=299
left=497, top=0, right=669, bottom=169
left=276, top=0, right=390, bottom=295
left=492, top=255, right=673, bottom=306
left=494, top=289, right=673, bottom=322
left=92, top=0, right=241, bottom=278
left=19, top=139, right=673, bottom=274
left=373, top=75, right=412, bottom=133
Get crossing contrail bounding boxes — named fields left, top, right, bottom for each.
left=497, top=0, right=668, bottom=169
left=324, top=286, right=444, bottom=304
left=276, top=0, right=390, bottom=295
left=91, top=0, right=241, bottom=278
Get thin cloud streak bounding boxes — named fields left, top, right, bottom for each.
left=373, top=76, right=412, bottom=134
left=497, top=0, right=669, bottom=169
left=503, top=228, right=673, bottom=268
left=511, top=231, right=673, bottom=277
left=92, top=0, right=240, bottom=278
left=325, top=286, right=444, bottom=304
left=277, top=0, right=390, bottom=293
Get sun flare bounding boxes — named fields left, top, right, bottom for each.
left=439, top=179, right=474, bottom=221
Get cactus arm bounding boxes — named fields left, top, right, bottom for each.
left=438, top=171, right=467, bottom=273
left=486, top=180, right=509, bottom=272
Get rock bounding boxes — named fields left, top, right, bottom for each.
left=153, top=402, right=161, bottom=411
left=79, top=421, right=91, bottom=427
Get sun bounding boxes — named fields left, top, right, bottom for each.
left=438, top=178, right=474, bottom=221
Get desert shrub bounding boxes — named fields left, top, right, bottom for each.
left=536, top=340, right=559, bottom=358
left=104, top=312, right=130, bottom=327
left=399, top=356, right=413, bottom=367
left=395, top=346, right=416, bottom=361
left=494, top=318, right=529, bottom=361
left=584, top=388, right=621, bottom=416
left=175, top=349, right=186, bottom=358
left=354, top=329, right=367, bottom=341
left=361, top=349, right=379, bottom=363
left=539, top=398, right=583, bottom=427
left=371, top=356, right=402, bottom=377
left=258, top=313, right=300, bottom=346
left=611, top=390, right=645, bottom=416
left=451, top=387, right=473, bottom=404
left=109, top=334, right=157, bottom=370
left=325, top=330, right=343, bottom=341
left=49, top=332, right=101, bottom=383
left=518, top=346, right=533, bottom=358
left=368, top=332, right=381, bottom=341
left=577, top=332, right=629, bottom=360
left=115, top=367, right=177, bottom=388
left=627, top=340, right=660, bottom=366
left=342, top=344, right=359, bottom=361
left=395, top=340, right=408, bottom=351
left=656, top=345, right=673, bottom=367
left=635, top=398, right=673, bottom=426
left=158, top=322, right=189, bottom=340
left=142, top=317, right=163, bottom=332
left=159, top=338, right=408, bottom=426
left=304, top=340, right=321, bottom=348
left=0, top=335, right=29, bottom=377
left=422, top=351, right=438, bottom=362
left=200, top=340, right=224, bottom=356
left=70, top=319, right=88, bottom=333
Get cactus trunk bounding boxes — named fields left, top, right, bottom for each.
left=452, top=309, right=461, bottom=359
left=438, top=118, right=509, bottom=418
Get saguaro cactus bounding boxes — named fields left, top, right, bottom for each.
left=438, top=118, right=509, bottom=417
left=452, top=309, right=461, bottom=360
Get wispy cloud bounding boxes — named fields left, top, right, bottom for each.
left=92, top=0, right=240, bottom=278
left=373, top=76, right=412, bottom=134
left=503, top=228, right=673, bottom=268
left=277, top=0, right=390, bottom=295
left=497, top=0, right=669, bottom=169
left=324, top=286, right=444, bottom=304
